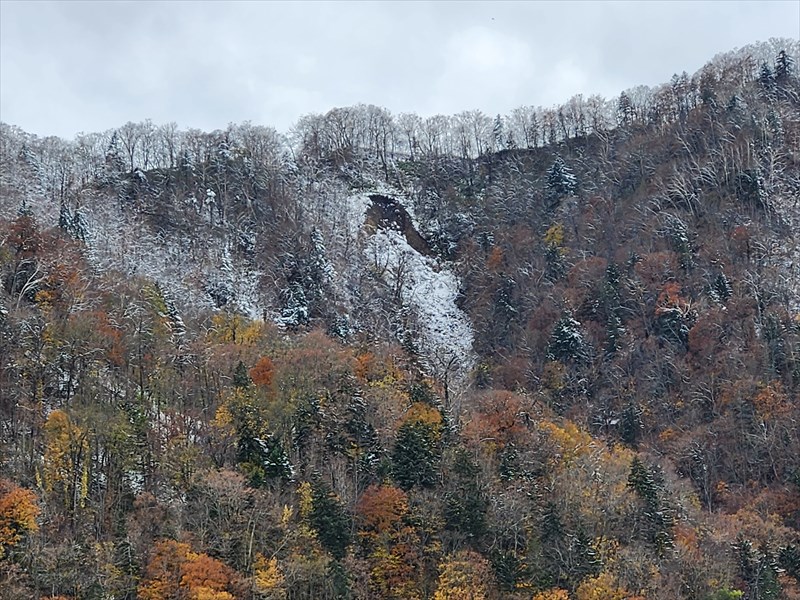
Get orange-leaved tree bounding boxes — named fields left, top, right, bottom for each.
left=249, top=356, right=275, bottom=388
left=356, top=484, right=409, bottom=540
left=138, top=539, right=241, bottom=600
left=0, top=479, right=40, bottom=559
left=356, top=484, right=422, bottom=599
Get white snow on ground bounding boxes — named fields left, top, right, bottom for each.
left=364, top=228, right=476, bottom=389
left=82, top=198, right=264, bottom=319
left=772, top=192, right=800, bottom=313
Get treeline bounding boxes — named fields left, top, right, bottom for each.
left=2, top=40, right=796, bottom=212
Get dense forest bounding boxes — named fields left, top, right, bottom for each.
left=1, top=38, right=799, bottom=599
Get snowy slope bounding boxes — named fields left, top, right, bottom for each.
left=364, top=227, right=476, bottom=393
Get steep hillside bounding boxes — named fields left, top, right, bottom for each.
left=1, top=40, right=799, bottom=600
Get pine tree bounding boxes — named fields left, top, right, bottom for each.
left=547, top=314, right=588, bottom=363
left=605, top=312, right=626, bottom=355
left=392, top=420, right=439, bottom=489
left=493, top=275, right=518, bottom=337
left=535, top=502, right=599, bottom=589
left=665, top=215, right=693, bottom=271
left=233, top=360, right=251, bottom=388
left=775, top=50, right=794, bottom=85
left=736, top=538, right=782, bottom=600
left=309, top=477, right=351, bottom=560
left=506, top=129, right=517, bottom=149
left=736, top=537, right=757, bottom=588
left=759, top=63, right=776, bottom=99
left=104, top=131, right=125, bottom=178
left=710, top=272, right=733, bottom=304
left=628, top=457, right=673, bottom=555
left=620, top=402, right=643, bottom=445
left=546, top=156, right=577, bottom=200
left=617, top=92, right=634, bottom=126
left=238, top=434, right=294, bottom=487
left=278, top=281, right=309, bottom=328
left=491, top=549, right=526, bottom=592
left=493, top=114, right=504, bottom=150
left=754, top=544, right=781, bottom=600
left=498, top=443, right=520, bottom=481
left=627, top=457, right=658, bottom=504
left=779, top=543, right=800, bottom=580
left=444, top=449, right=487, bottom=539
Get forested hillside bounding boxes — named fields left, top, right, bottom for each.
left=1, top=39, right=799, bottom=600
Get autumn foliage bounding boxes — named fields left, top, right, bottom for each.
left=249, top=356, right=275, bottom=388
left=0, top=40, right=799, bottom=600
left=138, top=540, right=240, bottom=600
left=0, top=480, right=39, bottom=559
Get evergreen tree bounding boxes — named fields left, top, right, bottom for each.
left=617, top=91, right=635, bottom=126
left=736, top=538, right=782, bottom=600
left=620, top=402, right=643, bottom=446
left=628, top=457, right=673, bottom=555
left=392, top=419, right=440, bottom=489
left=491, top=549, right=527, bottom=592
left=628, top=457, right=658, bottom=505
left=775, top=50, right=794, bottom=85
left=57, top=202, right=88, bottom=242
left=602, top=262, right=622, bottom=308
left=536, top=501, right=566, bottom=588
left=546, top=155, right=577, bottom=200
left=605, top=312, right=626, bottom=355
left=665, top=215, right=693, bottom=271
left=710, top=272, right=733, bottom=304
left=498, top=442, right=521, bottom=481
left=547, top=314, right=588, bottom=363
left=309, top=477, right=351, bottom=560
left=278, top=281, right=309, bottom=328
left=545, top=242, right=567, bottom=281
left=444, top=449, right=487, bottom=540
left=104, top=130, right=125, bottom=178
left=779, top=543, right=800, bottom=580
left=534, top=502, right=598, bottom=589
left=327, top=560, right=351, bottom=599
left=758, top=63, right=776, bottom=99
left=493, top=275, right=518, bottom=340
left=506, top=129, right=517, bottom=150
left=233, top=360, right=251, bottom=388
left=726, top=94, right=748, bottom=129
left=238, top=434, right=294, bottom=487
left=493, top=114, right=504, bottom=150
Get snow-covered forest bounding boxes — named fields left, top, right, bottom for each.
left=1, top=38, right=799, bottom=600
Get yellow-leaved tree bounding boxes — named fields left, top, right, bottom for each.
left=253, top=553, right=286, bottom=599
left=532, top=589, right=570, bottom=600
left=42, top=409, right=89, bottom=513
left=575, top=572, right=633, bottom=600
left=433, top=550, right=493, bottom=600
left=0, top=479, right=40, bottom=559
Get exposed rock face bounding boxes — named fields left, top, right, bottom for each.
left=365, top=194, right=431, bottom=256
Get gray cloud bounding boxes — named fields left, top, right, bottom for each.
left=1, top=0, right=798, bottom=139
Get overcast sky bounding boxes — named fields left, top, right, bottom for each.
left=1, top=0, right=798, bottom=139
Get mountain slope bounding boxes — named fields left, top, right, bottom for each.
left=1, top=39, right=799, bottom=600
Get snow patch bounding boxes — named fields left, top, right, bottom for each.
left=364, top=228, right=475, bottom=391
